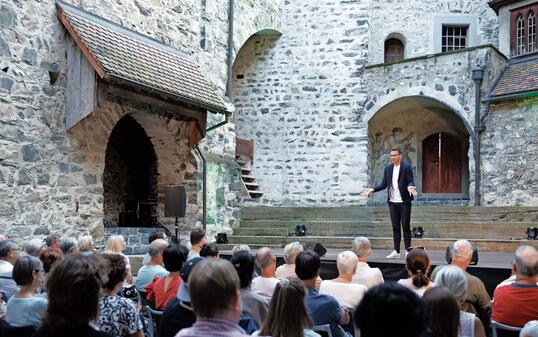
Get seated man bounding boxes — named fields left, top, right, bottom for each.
left=176, top=259, right=250, bottom=337
left=351, top=237, right=384, bottom=288
left=493, top=246, right=538, bottom=327
left=251, top=247, right=279, bottom=302
left=159, top=257, right=204, bottom=337
left=188, top=228, right=207, bottom=260
left=134, top=239, right=169, bottom=290
left=296, top=250, right=351, bottom=337
left=0, top=240, right=20, bottom=300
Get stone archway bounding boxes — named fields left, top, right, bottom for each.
left=367, top=96, right=471, bottom=204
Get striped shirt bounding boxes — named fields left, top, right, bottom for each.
left=175, top=318, right=250, bottom=337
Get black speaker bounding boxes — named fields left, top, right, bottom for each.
left=165, top=185, right=186, bottom=217
left=303, top=242, right=327, bottom=258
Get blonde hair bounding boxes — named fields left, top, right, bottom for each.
left=337, top=251, right=358, bottom=275
left=78, top=235, right=94, bottom=252
left=105, top=235, right=125, bottom=253
left=283, top=242, right=303, bottom=264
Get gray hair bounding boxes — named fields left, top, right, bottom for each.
left=283, top=242, right=303, bottom=264
left=337, top=251, right=358, bottom=275
left=0, top=240, right=18, bottom=258
left=13, top=255, right=42, bottom=286
left=452, top=240, right=473, bottom=261
left=256, top=247, right=276, bottom=270
left=514, top=246, right=538, bottom=278
left=352, top=237, right=371, bottom=258
left=434, top=265, right=468, bottom=302
left=23, top=238, right=46, bottom=256
left=60, top=236, right=78, bottom=255
left=521, top=320, right=538, bottom=337
left=149, top=239, right=169, bottom=258
left=77, top=235, right=94, bottom=252
left=231, top=244, right=251, bottom=254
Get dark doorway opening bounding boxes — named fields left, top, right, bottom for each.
left=104, top=115, right=158, bottom=227
left=422, top=132, right=462, bottom=193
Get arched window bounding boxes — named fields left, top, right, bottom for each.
left=517, top=14, right=525, bottom=55
left=529, top=11, right=536, bottom=53
left=384, top=38, right=404, bottom=63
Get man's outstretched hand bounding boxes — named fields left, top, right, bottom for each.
left=407, top=186, right=417, bottom=197
left=361, top=188, right=374, bottom=197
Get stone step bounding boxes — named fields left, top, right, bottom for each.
left=223, top=235, right=538, bottom=253
left=241, top=174, right=256, bottom=180
left=233, top=222, right=535, bottom=239
left=248, top=190, right=263, bottom=198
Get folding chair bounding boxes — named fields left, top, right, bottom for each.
left=313, top=324, right=333, bottom=337
left=491, top=320, right=522, bottom=337
left=144, top=306, right=164, bottom=337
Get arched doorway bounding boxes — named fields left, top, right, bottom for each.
left=422, top=132, right=462, bottom=193
left=103, top=115, right=158, bottom=227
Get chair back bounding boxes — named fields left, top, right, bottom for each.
left=313, top=324, right=333, bottom=337
left=491, top=320, right=522, bottom=337
left=0, top=320, right=36, bottom=337
left=144, top=305, right=164, bottom=337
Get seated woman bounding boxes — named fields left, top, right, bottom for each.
left=199, top=243, right=219, bottom=259
left=78, top=235, right=94, bottom=256
left=434, top=266, right=486, bottom=337
left=104, top=235, right=133, bottom=285
left=319, top=251, right=367, bottom=308
left=97, top=253, right=144, bottom=337
left=38, top=247, right=63, bottom=294
left=422, top=287, right=460, bottom=337
left=146, top=244, right=188, bottom=310
left=33, top=255, right=112, bottom=337
left=254, top=277, right=320, bottom=337
left=397, top=247, right=434, bottom=296
left=6, top=256, right=48, bottom=328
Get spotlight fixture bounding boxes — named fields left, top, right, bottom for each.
left=412, top=226, right=424, bottom=238
left=295, top=224, right=307, bottom=236
left=526, top=227, right=538, bottom=240
left=216, top=232, right=228, bottom=244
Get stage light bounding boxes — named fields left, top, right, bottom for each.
left=445, top=243, right=479, bottom=265
left=216, top=232, right=228, bottom=244
left=412, top=226, right=424, bottom=238
left=295, top=224, right=307, bottom=236
left=526, top=227, right=538, bottom=240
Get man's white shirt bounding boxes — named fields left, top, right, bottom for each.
left=389, top=164, right=403, bottom=203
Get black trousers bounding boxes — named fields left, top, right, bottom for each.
left=388, top=202, right=412, bottom=253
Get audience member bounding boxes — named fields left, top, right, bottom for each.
left=434, top=265, right=486, bottom=337
left=351, top=237, right=384, bottom=288
left=59, top=236, right=79, bottom=256
left=230, top=250, right=269, bottom=328
left=0, top=240, right=20, bottom=299
left=398, top=247, right=434, bottom=296
left=521, top=321, right=538, bottom=337
left=134, top=238, right=169, bottom=290
left=199, top=243, right=220, bottom=259
left=44, top=233, right=61, bottom=249
left=77, top=235, right=94, bottom=256
left=39, top=247, right=63, bottom=288
left=231, top=244, right=251, bottom=254
left=320, top=250, right=367, bottom=308
left=255, top=277, right=320, bottom=337
left=142, top=229, right=167, bottom=265
left=422, top=287, right=460, bottom=337
left=146, top=244, right=188, bottom=309
left=493, top=246, right=538, bottom=327
left=430, top=240, right=491, bottom=324
left=275, top=241, right=303, bottom=279
left=251, top=247, right=279, bottom=302
left=0, top=234, right=5, bottom=242
left=97, top=254, right=143, bottom=337
left=175, top=259, right=250, bottom=337
left=23, top=238, right=46, bottom=257
left=159, top=257, right=203, bottom=337
left=355, top=283, right=425, bottom=337
left=105, top=235, right=133, bottom=284
left=296, top=250, right=350, bottom=337
left=33, top=255, right=112, bottom=337
left=188, top=228, right=207, bottom=259
left=6, top=256, right=48, bottom=327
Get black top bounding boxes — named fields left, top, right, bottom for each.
left=33, top=325, right=112, bottom=337
left=159, top=298, right=196, bottom=337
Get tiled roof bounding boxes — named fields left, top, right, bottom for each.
left=490, top=57, right=538, bottom=98
left=56, top=0, right=228, bottom=114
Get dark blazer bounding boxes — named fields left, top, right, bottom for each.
left=373, top=161, right=415, bottom=203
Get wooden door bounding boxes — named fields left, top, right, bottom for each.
left=422, top=133, right=462, bottom=193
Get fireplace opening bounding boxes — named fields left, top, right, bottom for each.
left=103, top=115, right=158, bottom=227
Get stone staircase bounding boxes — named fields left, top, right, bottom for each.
left=220, top=206, right=538, bottom=253
left=237, top=157, right=263, bottom=199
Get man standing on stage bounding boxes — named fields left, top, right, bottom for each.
left=362, top=148, right=417, bottom=259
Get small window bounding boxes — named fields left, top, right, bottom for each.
left=384, top=38, right=404, bottom=63
left=517, top=15, right=525, bottom=55
left=442, top=25, right=468, bottom=52
left=529, top=12, right=536, bottom=53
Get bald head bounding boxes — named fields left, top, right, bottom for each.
left=514, top=246, right=538, bottom=278
left=256, top=247, right=276, bottom=277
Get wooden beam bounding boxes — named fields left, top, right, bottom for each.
left=57, top=9, right=106, bottom=78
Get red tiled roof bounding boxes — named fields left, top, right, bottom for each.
left=490, top=57, right=538, bottom=98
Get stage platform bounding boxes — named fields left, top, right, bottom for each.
left=220, top=247, right=515, bottom=297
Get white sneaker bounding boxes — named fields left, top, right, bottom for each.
left=386, top=250, right=401, bottom=259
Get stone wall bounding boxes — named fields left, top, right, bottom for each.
left=233, top=0, right=369, bottom=206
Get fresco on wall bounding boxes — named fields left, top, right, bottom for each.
left=370, top=127, right=416, bottom=186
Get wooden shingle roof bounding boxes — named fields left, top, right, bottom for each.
left=56, top=0, right=229, bottom=114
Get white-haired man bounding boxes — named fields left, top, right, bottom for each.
left=275, top=241, right=321, bottom=289
left=431, top=239, right=491, bottom=326
left=351, top=237, right=384, bottom=288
